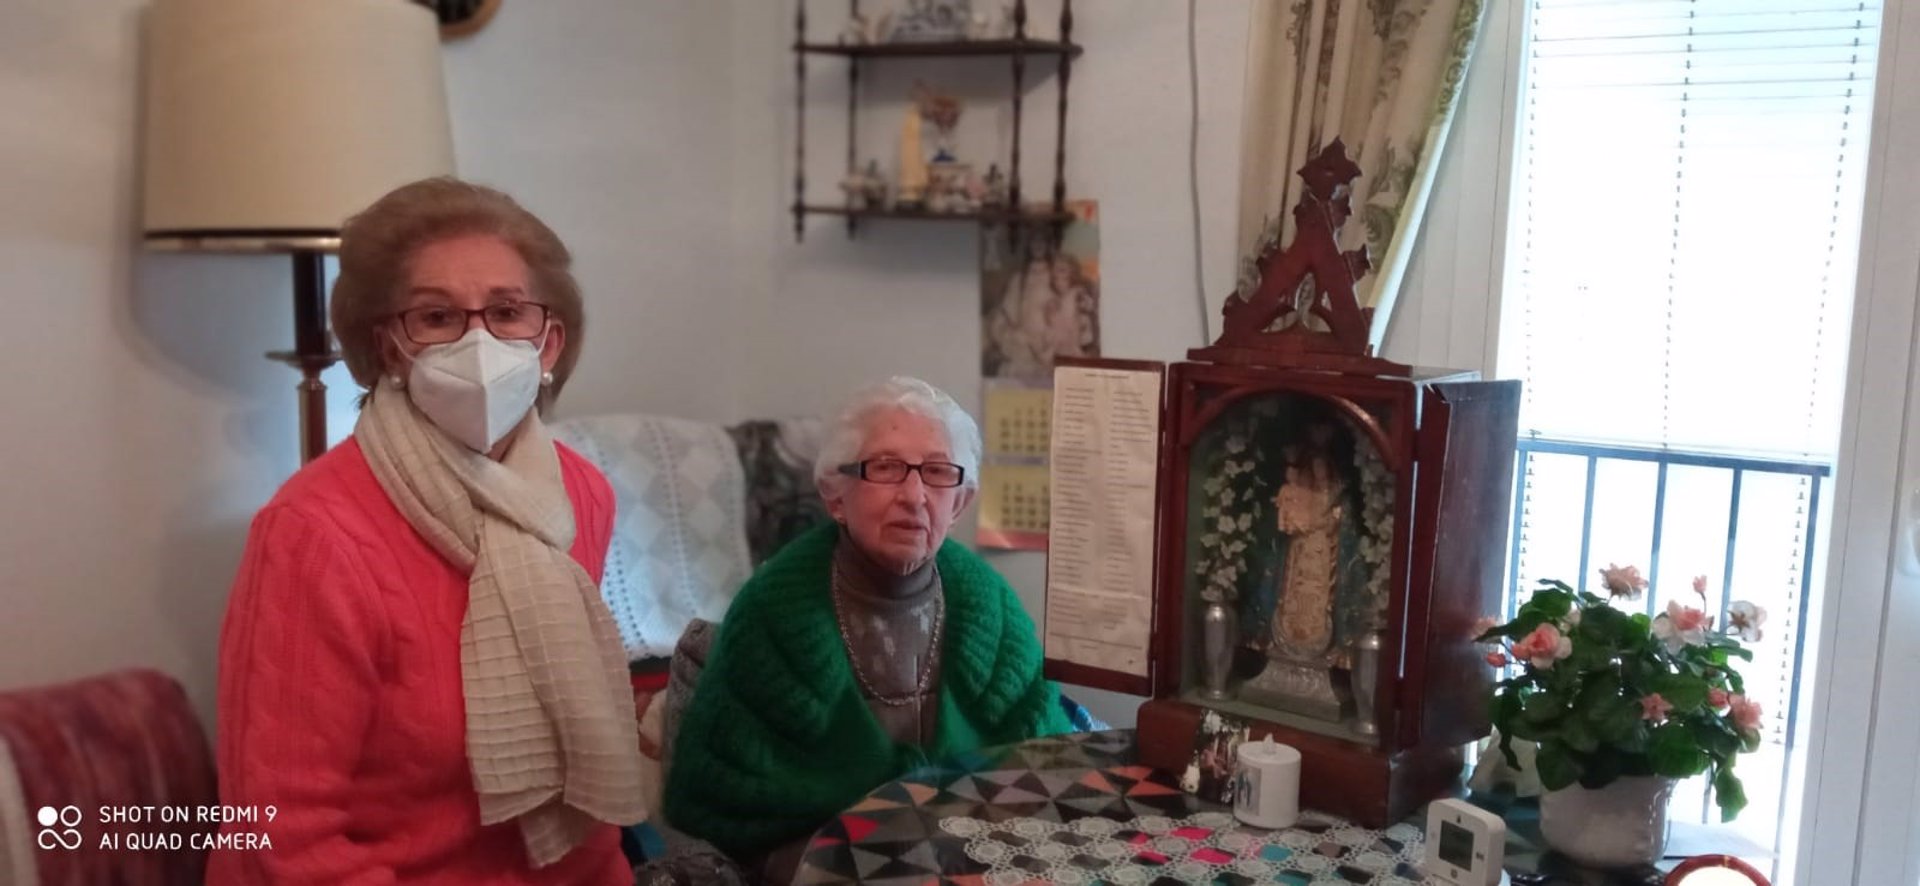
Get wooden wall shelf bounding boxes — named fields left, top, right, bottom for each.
left=794, top=39, right=1083, bottom=59
left=798, top=204, right=1076, bottom=224
left=793, top=0, right=1080, bottom=241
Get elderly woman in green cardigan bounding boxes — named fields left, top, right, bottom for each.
left=662, top=375, right=1072, bottom=872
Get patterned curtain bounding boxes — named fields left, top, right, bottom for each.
left=1235, top=0, right=1488, bottom=349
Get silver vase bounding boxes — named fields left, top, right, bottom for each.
left=1199, top=600, right=1236, bottom=699
left=1350, top=630, right=1382, bottom=736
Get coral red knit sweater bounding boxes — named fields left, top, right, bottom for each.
left=209, top=438, right=632, bottom=886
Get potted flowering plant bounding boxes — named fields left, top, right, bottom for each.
left=1477, top=564, right=1767, bottom=867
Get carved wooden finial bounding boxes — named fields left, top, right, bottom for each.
left=1194, top=139, right=1406, bottom=375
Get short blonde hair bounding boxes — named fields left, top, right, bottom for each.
left=329, top=177, right=584, bottom=405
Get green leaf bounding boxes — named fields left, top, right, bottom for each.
left=1492, top=690, right=1520, bottom=723
left=1714, top=766, right=1749, bottom=821
left=1578, top=674, right=1623, bottom=721
left=1581, top=604, right=1625, bottom=637
left=1535, top=740, right=1582, bottom=791
left=1506, top=612, right=1549, bottom=640
left=1651, top=676, right=1709, bottom=713
left=1690, top=718, right=1742, bottom=758
left=1560, top=716, right=1600, bottom=754
left=1649, top=723, right=1709, bottom=778
left=1521, top=591, right=1574, bottom=621
left=1595, top=700, right=1643, bottom=743
left=1578, top=747, right=1625, bottom=789
left=1616, top=721, right=1652, bottom=754
left=1538, top=578, right=1577, bottom=595
left=1523, top=692, right=1564, bottom=726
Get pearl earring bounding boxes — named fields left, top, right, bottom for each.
left=388, top=375, right=406, bottom=390
left=541, top=371, right=555, bottom=387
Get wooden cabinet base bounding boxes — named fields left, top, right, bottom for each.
left=1135, top=698, right=1466, bottom=827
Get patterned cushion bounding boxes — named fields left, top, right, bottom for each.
left=0, top=669, right=216, bottom=886
left=554, top=414, right=755, bottom=660
left=726, top=417, right=831, bottom=565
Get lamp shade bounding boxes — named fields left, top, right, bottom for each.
left=141, top=0, right=455, bottom=249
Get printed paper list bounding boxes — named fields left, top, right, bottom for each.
left=1045, top=365, right=1163, bottom=677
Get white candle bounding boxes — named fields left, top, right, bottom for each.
left=1233, top=736, right=1301, bottom=829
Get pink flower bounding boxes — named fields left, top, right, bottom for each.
left=1485, top=651, right=1510, bottom=668
left=1640, top=693, right=1673, bottom=722
left=1729, top=695, right=1764, bottom=733
left=1652, top=601, right=1710, bottom=653
left=1473, top=616, right=1500, bottom=638
left=1726, top=601, right=1767, bottom=643
left=1708, top=688, right=1731, bottom=709
left=1511, top=624, right=1573, bottom=670
left=1692, top=575, right=1709, bottom=598
left=1599, top=564, right=1648, bottom=601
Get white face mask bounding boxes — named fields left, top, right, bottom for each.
left=401, top=326, right=545, bottom=452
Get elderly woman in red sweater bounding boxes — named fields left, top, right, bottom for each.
left=211, top=178, right=644, bottom=886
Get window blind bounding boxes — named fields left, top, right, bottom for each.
left=1508, top=0, right=1879, bottom=459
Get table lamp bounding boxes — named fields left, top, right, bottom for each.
left=140, top=0, right=455, bottom=463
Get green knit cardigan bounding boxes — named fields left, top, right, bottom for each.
left=661, top=523, right=1072, bottom=858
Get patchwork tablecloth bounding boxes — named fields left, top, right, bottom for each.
left=794, top=730, right=1429, bottom=886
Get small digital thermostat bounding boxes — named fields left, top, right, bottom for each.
left=1424, top=798, right=1509, bottom=886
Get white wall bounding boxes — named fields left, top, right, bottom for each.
left=0, top=1, right=308, bottom=723
left=442, top=0, right=742, bottom=423
left=0, top=0, right=739, bottom=727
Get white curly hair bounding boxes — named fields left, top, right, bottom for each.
left=812, top=376, right=983, bottom=497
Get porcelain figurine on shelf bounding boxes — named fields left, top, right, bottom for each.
left=971, top=2, right=1015, bottom=40
left=914, top=83, right=964, bottom=163
left=926, top=162, right=976, bottom=214
left=839, top=13, right=869, bottom=45
left=839, top=169, right=870, bottom=210
left=981, top=163, right=1008, bottom=208
left=865, top=10, right=894, bottom=44
left=889, top=0, right=972, bottom=42
left=860, top=159, right=889, bottom=209
left=841, top=161, right=889, bottom=212
left=965, top=168, right=989, bottom=210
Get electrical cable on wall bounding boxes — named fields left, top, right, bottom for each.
left=1187, top=0, right=1210, bottom=345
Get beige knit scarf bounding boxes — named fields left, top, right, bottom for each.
left=356, top=384, right=646, bottom=868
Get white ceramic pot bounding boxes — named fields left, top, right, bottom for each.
left=1538, top=775, right=1676, bottom=869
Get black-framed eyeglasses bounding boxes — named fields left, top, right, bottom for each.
left=394, top=303, right=551, bottom=345
left=838, top=458, right=967, bottom=488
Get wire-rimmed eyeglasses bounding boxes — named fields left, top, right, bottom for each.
left=393, top=303, right=551, bottom=345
